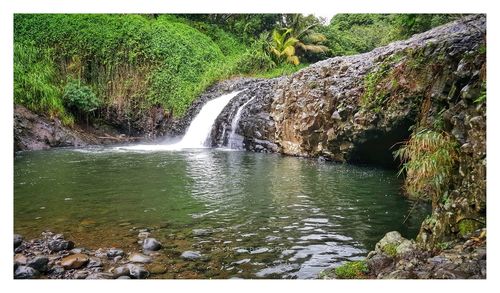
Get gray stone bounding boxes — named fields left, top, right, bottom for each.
left=367, top=254, right=394, bottom=272
left=129, top=253, right=152, bottom=263
left=87, top=257, right=103, bottom=268
left=142, top=238, right=161, bottom=251
left=73, top=271, right=89, bottom=279
left=192, top=229, right=212, bottom=237
left=137, top=232, right=151, bottom=239
left=117, top=275, right=131, bottom=279
left=14, top=265, right=39, bottom=279
left=127, top=264, right=149, bottom=279
left=107, top=248, right=124, bottom=257
left=14, top=234, right=23, bottom=249
left=112, top=266, right=130, bottom=278
left=85, top=272, right=115, bottom=279
left=14, top=253, right=28, bottom=266
left=27, top=255, right=49, bottom=272
left=48, top=239, right=75, bottom=252
left=181, top=251, right=202, bottom=260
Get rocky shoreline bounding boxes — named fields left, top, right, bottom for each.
left=14, top=231, right=165, bottom=279
left=320, top=228, right=486, bottom=279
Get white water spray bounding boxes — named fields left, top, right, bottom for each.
left=120, top=91, right=240, bottom=151
left=227, top=97, right=255, bottom=149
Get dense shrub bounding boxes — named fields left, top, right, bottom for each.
left=63, top=80, right=100, bottom=114
left=14, top=42, right=73, bottom=125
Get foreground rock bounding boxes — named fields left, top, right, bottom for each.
left=12, top=232, right=153, bottom=279
left=321, top=229, right=486, bottom=279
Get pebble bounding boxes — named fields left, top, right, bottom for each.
left=192, top=229, right=212, bottom=237
left=48, top=239, right=75, bottom=252
left=14, top=265, right=39, bottom=279
left=87, top=257, right=103, bottom=268
left=107, top=248, right=124, bottom=257
left=14, top=253, right=28, bottom=265
left=60, top=253, right=90, bottom=269
left=85, top=272, right=115, bottom=279
left=129, top=253, right=152, bottom=263
left=112, top=266, right=130, bottom=277
left=148, top=264, right=167, bottom=274
left=14, top=234, right=23, bottom=249
left=27, top=255, right=49, bottom=272
left=73, top=271, right=89, bottom=279
left=138, top=231, right=151, bottom=239
left=181, top=251, right=202, bottom=260
left=143, top=238, right=162, bottom=251
left=127, top=264, right=149, bottom=279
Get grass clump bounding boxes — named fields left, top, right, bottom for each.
left=334, top=260, right=369, bottom=279
left=382, top=244, right=398, bottom=257
left=394, top=128, right=458, bottom=204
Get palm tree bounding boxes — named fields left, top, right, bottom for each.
left=287, top=14, right=329, bottom=57
left=269, top=28, right=300, bottom=65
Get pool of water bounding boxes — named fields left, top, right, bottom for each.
left=14, top=147, right=429, bottom=279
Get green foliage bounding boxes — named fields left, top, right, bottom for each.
left=474, top=82, right=486, bottom=104
left=361, top=62, right=392, bottom=107
left=435, top=241, right=452, bottom=251
left=14, top=42, right=73, bottom=124
left=270, top=29, right=300, bottom=65
left=235, top=33, right=276, bottom=74
left=382, top=244, right=398, bottom=257
left=323, top=14, right=463, bottom=57
left=395, top=14, right=463, bottom=38
left=394, top=129, right=458, bottom=203
left=63, top=80, right=100, bottom=114
left=334, top=261, right=369, bottom=279
left=458, top=219, right=479, bottom=237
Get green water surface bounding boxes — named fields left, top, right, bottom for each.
left=14, top=147, right=429, bottom=279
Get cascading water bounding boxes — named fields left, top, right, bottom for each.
left=226, top=97, right=255, bottom=149
left=120, top=91, right=240, bottom=151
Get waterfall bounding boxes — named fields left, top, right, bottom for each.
left=120, top=91, right=240, bottom=151
left=227, top=97, right=255, bottom=149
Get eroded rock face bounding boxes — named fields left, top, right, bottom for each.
left=14, top=105, right=88, bottom=152
left=270, top=15, right=486, bottom=170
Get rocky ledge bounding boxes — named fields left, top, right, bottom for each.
left=13, top=231, right=163, bottom=279
left=14, top=105, right=142, bottom=153
left=321, top=229, right=486, bottom=279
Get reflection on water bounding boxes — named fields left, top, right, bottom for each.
left=14, top=148, right=429, bottom=279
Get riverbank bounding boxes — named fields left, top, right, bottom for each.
left=320, top=229, right=486, bottom=279
left=14, top=230, right=167, bottom=279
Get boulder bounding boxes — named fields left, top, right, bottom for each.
left=143, top=238, right=162, bottom=251
left=60, top=253, right=89, bottom=269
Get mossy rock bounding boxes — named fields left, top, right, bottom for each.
left=334, top=260, right=369, bottom=279
left=382, top=243, right=398, bottom=257
left=457, top=219, right=481, bottom=238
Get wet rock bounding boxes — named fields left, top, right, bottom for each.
left=129, top=253, right=152, bottom=263
left=27, top=255, right=49, bottom=272
left=87, top=257, right=103, bottom=268
left=367, top=254, right=394, bottom=273
left=181, top=251, right=202, bottom=260
left=60, top=254, right=89, bottom=269
left=112, top=266, right=130, bottom=278
left=127, top=264, right=149, bottom=279
left=107, top=248, right=124, bottom=257
left=85, top=272, right=115, bottom=279
left=192, top=229, right=212, bottom=237
left=48, top=239, right=74, bottom=252
left=73, top=271, right=89, bottom=279
left=14, top=253, right=28, bottom=266
left=143, top=238, right=162, bottom=251
left=138, top=231, right=151, bottom=239
left=14, top=234, right=23, bottom=249
left=14, top=265, right=39, bottom=279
